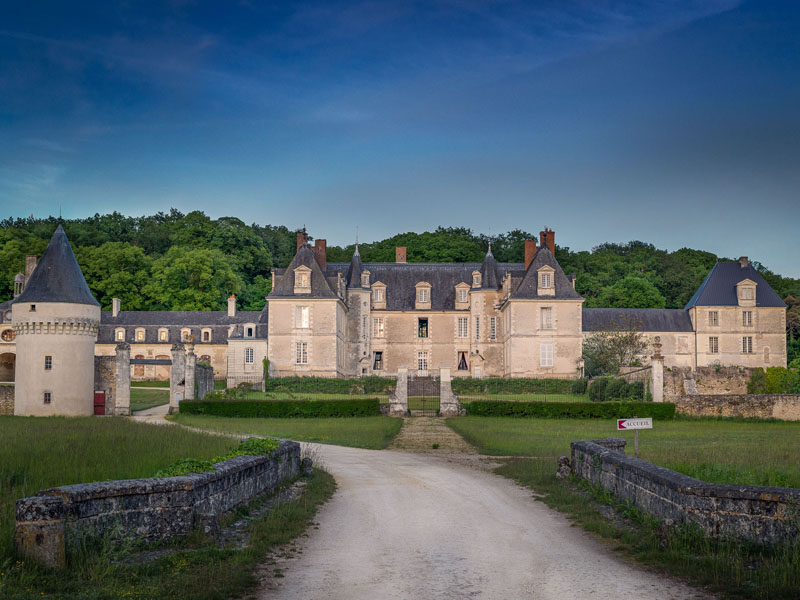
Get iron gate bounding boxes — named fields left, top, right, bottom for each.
left=407, top=377, right=440, bottom=416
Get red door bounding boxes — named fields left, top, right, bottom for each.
left=94, top=391, right=106, bottom=415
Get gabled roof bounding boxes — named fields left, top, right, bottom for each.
left=268, top=244, right=338, bottom=299
left=582, top=308, right=694, bottom=332
left=684, top=262, right=786, bottom=309
left=512, top=246, right=583, bottom=300
left=12, top=225, right=99, bottom=306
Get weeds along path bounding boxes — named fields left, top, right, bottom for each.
left=389, top=417, right=477, bottom=454
left=256, top=444, right=709, bottom=600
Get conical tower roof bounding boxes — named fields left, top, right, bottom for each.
left=480, top=247, right=500, bottom=289
left=346, top=244, right=364, bottom=288
left=12, top=225, right=100, bottom=306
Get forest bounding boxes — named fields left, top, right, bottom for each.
left=2, top=210, right=798, bottom=363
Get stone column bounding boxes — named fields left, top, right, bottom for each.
left=651, top=336, right=664, bottom=403
left=439, top=367, right=465, bottom=417
left=389, top=367, right=408, bottom=416
left=114, top=342, right=131, bottom=416
left=169, top=343, right=186, bottom=415
left=184, top=343, right=196, bottom=401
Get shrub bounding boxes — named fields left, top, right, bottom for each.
left=588, top=377, right=611, bottom=402
left=261, top=376, right=395, bottom=395
left=605, top=378, right=627, bottom=401
left=180, top=399, right=381, bottom=418
left=464, top=401, right=675, bottom=419
left=451, top=377, right=576, bottom=395
left=155, top=458, right=216, bottom=477
left=625, top=381, right=645, bottom=401
left=571, top=378, right=588, bottom=394
left=748, top=367, right=800, bottom=394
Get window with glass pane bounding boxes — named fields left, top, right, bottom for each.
left=489, top=317, right=496, bottom=340
left=458, top=288, right=467, bottom=303
left=708, top=311, right=719, bottom=326
left=373, top=317, right=385, bottom=337
left=295, top=342, right=308, bottom=364
left=418, top=318, right=428, bottom=338
left=742, top=311, right=753, bottom=326
left=296, top=306, right=310, bottom=328
left=373, top=351, right=383, bottom=370
left=541, top=307, right=553, bottom=329
left=457, top=317, right=468, bottom=338
left=709, top=337, right=719, bottom=354
left=244, top=348, right=254, bottom=364
left=417, top=351, right=428, bottom=372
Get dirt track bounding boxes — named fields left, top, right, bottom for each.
left=256, top=443, right=710, bottom=600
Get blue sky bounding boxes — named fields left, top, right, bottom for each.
left=1, top=1, right=799, bottom=276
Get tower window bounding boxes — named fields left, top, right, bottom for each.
left=44, top=355, right=52, bottom=370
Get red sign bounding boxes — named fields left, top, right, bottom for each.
left=617, top=418, right=652, bottom=430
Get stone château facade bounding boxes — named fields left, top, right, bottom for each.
left=0, top=226, right=788, bottom=407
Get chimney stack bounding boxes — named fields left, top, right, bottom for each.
left=296, top=231, right=308, bottom=250
left=524, top=240, right=538, bottom=270
left=569, top=273, right=576, bottom=290
left=739, top=256, right=750, bottom=269
left=25, top=255, right=37, bottom=282
left=539, top=228, right=555, bottom=254
left=228, top=294, right=237, bottom=317
left=112, top=298, right=121, bottom=318
left=314, top=239, right=327, bottom=271
left=396, top=246, right=407, bottom=263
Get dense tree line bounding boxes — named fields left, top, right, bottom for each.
left=1, top=211, right=798, bottom=362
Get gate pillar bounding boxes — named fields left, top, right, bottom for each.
left=439, top=367, right=464, bottom=417
left=184, top=344, right=196, bottom=401
left=114, top=342, right=131, bottom=416
left=169, top=343, right=186, bottom=415
left=389, top=368, right=408, bottom=416
left=651, top=337, right=664, bottom=403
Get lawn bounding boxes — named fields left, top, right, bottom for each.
left=173, top=414, right=403, bottom=449
left=0, top=416, right=239, bottom=563
left=131, top=380, right=170, bottom=388
left=131, top=388, right=170, bottom=411
left=446, top=416, right=800, bottom=487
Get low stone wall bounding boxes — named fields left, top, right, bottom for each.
left=196, top=363, right=214, bottom=400
left=664, top=366, right=755, bottom=401
left=15, top=440, right=301, bottom=567
left=571, top=439, right=800, bottom=545
left=675, top=394, right=800, bottom=421
left=0, top=384, right=13, bottom=415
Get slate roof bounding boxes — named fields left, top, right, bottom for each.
left=98, top=310, right=267, bottom=344
left=512, top=246, right=583, bottom=300
left=345, top=247, right=363, bottom=288
left=582, top=308, right=694, bottom=332
left=269, top=244, right=339, bottom=299
left=12, top=225, right=100, bottom=306
left=684, top=261, right=786, bottom=309
left=480, top=250, right=501, bottom=290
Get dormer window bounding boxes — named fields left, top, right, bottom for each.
left=541, top=273, right=552, bottom=289
left=372, top=282, right=386, bottom=308
left=419, top=288, right=429, bottom=303
left=415, top=281, right=432, bottom=309
left=538, top=266, right=555, bottom=296
left=458, top=288, right=467, bottom=303
left=201, top=328, right=211, bottom=342
left=244, top=325, right=255, bottom=338
left=135, top=328, right=145, bottom=342
left=158, top=328, right=169, bottom=342
left=373, top=287, right=384, bottom=302
left=115, top=328, right=125, bottom=341
left=736, top=279, right=757, bottom=307
left=472, top=271, right=481, bottom=288
left=294, top=266, right=312, bottom=294
left=741, top=288, right=753, bottom=300
left=361, top=270, right=371, bottom=288
left=181, top=328, right=192, bottom=342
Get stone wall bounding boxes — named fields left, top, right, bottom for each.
left=93, top=355, right=117, bottom=414
left=0, top=384, right=13, bottom=415
left=663, top=366, right=755, bottom=401
left=15, top=440, right=301, bottom=567
left=675, top=394, right=800, bottom=421
left=571, top=439, right=800, bottom=545
left=196, top=363, right=214, bottom=400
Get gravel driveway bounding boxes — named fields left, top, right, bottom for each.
left=257, top=444, right=710, bottom=600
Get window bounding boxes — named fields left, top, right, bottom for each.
left=135, top=329, right=145, bottom=342
left=457, top=317, right=468, bottom=338
left=44, top=355, right=52, bottom=370
left=1, top=329, right=15, bottom=342
left=295, top=342, right=308, bottom=364
left=362, top=315, right=368, bottom=340
left=458, top=288, right=468, bottom=303
left=373, top=351, right=383, bottom=370
left=742, top=311, right=753, bottom=327
left=475, top=317, right=480, bottom=341
left=202, top=330, right=211, bottom=342
left=30, top=304, right=36, bottom=312
left=740, top=287, right=754, bottom=300
left=115, top=328, right=125, bottom=341
left=296, top=271, right=309, bottom=288
left=244, top=348, right=254, bottom=364
left=540, top=307, right=553, bottom=329
left=296, top=306, right=310, bottom=328
left=43, top=392, right=51, bottom=404
left=489, top=317, right=497, bottom=340
left=373, top=317, right=385, bottom=337
left=708, top=311, right=719, bottom=327
left=373, top=287, right=384, bottom=303
left=417, top=351, right=428, bottom=372
left=245, top=326, right=254, bottom=338
left=158, top=329, right=168, bottom=342
left=709, top=337, right=719, bottom=354
left=361, top=272, right=370, bottom=287
left=742, top=336, right=753, bottom=354
left=418, top=318, right=429, bottom=338
left=457, top=351, right=469, bottom=371
left=418, top=288, right=429, bottom=303
left=472, top=272, right=481, bottom=287
left=181, top=329, right=191, bottom=342
left=540, top=273, right=552, bottom=289
left=540, top=343, right=554, bottom=367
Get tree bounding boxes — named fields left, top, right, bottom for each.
left=582, top=320, right=651, bottom=377
left=595, top=275, right=666, bottom=309
left=76, top=242, right=152, bottom=310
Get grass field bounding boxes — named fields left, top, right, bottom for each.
left=0, top=416, right=239, bottom=563
left=131, top=380, right=170, bottom=388
left=446, top=417, right=800, bottom=487
left=173, top=414, right=403, bottom=449
left=131, top=388, right=170, bottom=411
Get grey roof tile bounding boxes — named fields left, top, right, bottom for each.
left=268, top=244, right=338, bottom=299
left=582, top=308, right=694, bottom=332
left=512, top=247, right=583, bottom=300
left=684, top=262, right=786, bottom=309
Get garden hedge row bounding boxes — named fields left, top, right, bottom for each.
left=451, top=377, right=576, bottom=395
left=262, top=376, right=395, bottom=394
left=465, top=401, right=676, bottom=419
left=180, top=398, right=382, bottom=418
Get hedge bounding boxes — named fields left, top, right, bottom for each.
left=262, top=376, right=395, bottom=395
left=179, top=398, right=382, bottom=418
left=451, top=377, right=576, bottom=395
left=464, top=401, right=675, bottom=419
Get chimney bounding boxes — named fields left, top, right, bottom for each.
left=524, top=240, right=538, bottom=270
left=540, top=228, right=555, bottom=254
left=396, top=246, right=407, bottom=263
left=569, top=273, right=576, bottom=290
left=25, top=255, right=37, bottom=282
left=112, top=298, right=121, bottom=318
left=739, top=256, right=750, bottom=269
left=314, top=239, right=327, bottom=271
left=296, top=231, right=308, bottom=250
left=228, top=294, right=237, bottom=317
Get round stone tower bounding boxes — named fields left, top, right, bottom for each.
left=11, top=225, right=101, bottom=416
